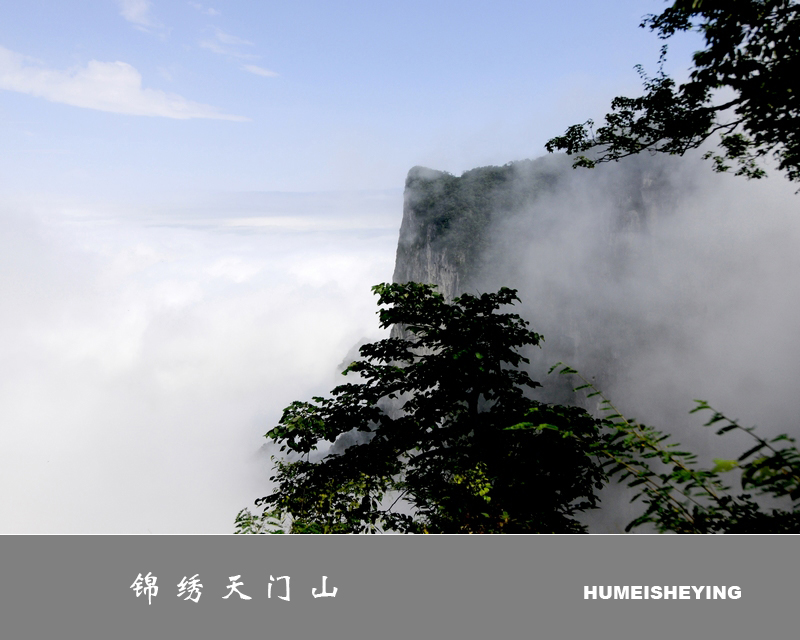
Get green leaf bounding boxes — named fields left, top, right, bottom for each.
left=738, top=442, right=767, bottom=461
left=243, top=283, right=607, bottom=534
left=711, top=459, right=738, bottom=473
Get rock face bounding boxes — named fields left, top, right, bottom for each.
left=393, top=160, right=563, bottom=299
left=390, top=153, right=686, bottom=401
left=392, top=154, right=677, bottom=299
left=392, top=167, right=460, bottom=301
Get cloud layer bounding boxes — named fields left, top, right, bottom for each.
left=0, top=45, right=247, bottom=120
left=0, top=191, right=400, bottom=532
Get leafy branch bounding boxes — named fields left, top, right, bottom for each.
left=537, top=363, right=800, bottom=533
left=546, top=1, right=800, bottom=184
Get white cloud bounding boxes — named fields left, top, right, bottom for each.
left=214, top=29, right=252, bottom=46
left=189, top=2, right=220, bottom=16
left=116, top=0, right=164, bottom=33
left=0, top=46, right=248, bottom=121
left=199, top=39, right=257, bottom=59
left=205, top=257, right=264, bottom=283
left=242, top=64, right=278, bottom=78
left=0, top=195, right=397, bottom=532
left=199, top=40, right=259, bottom=60
left=200, top=29, right=260, bottom=60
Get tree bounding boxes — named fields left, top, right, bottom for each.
left=236, top=282, right=608, bottom=534
left=545, top=0, right=800, bottom=183
left=528, top=365, right=800, bottom=533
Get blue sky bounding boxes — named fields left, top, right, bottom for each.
left=1, top=0, right=703, bottom=197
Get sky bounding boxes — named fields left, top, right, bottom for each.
left=0, top=1, right=722, bottom=533
left=0, top=0, right=704, bottom=196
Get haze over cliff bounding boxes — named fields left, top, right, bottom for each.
left=392, top=154, right=800, bottom=530
left=394, top=154, right=683, bottom=396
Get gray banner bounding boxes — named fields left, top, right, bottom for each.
left=0, top=535, right=794, bottom=640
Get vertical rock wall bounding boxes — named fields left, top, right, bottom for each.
left=390, top=154, right=683, bottom=398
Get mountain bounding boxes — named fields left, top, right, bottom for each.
left=391, top=153, right=687, bottom=403
left=393, top=155, right=679, bottom=296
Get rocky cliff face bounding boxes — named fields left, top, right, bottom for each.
left=392, top=159, right=561, bottom=299
left=392, top=154, right=677, bottom=299
left=390, top=153, right=686, bottom=401
left=390, top=171, right=462, bottom=301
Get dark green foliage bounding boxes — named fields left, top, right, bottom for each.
left=533, top=365, right=800, bottom=533
left=546, top=0, right=800, bottom=183
left=236, top=283, right=608, bottom=533
left=234, top=282, right=800, bottom=534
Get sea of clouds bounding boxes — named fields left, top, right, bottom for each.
left=0, top=190, right=400, bottom=532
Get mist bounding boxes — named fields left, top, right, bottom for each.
left=0, top=190, right=400, bottom=533
left=468, top=153, right=800, bottom=530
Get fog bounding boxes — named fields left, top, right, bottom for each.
left=0, top=190, right=400, bottom=532
left=471, top=154, right=800, bottom=530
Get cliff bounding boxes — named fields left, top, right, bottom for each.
left=390, top=153, right=686, bottom=402
left=392, top=159, right=563, bottom=299
left=392, top=154, right=677, bottom=299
